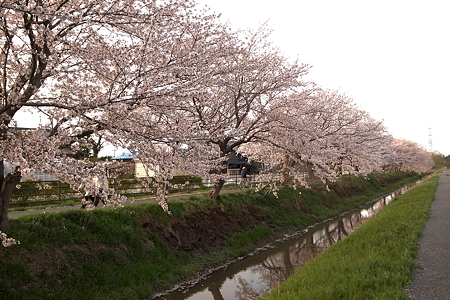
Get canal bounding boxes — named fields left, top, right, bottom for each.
left=152, top=182, right=417, bottom=300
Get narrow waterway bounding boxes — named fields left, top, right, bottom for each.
left=152, top=182, right=418, bottom=300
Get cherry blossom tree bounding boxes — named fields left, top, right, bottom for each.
left=239, top=88, right=392, bottom=190
left=385, top=139, right=433, bottom=173
left=0, top=0, right=227, bottom=230
left=0, top=0, right=434, bottom=237
left=162, top=25, right=311, bottom=199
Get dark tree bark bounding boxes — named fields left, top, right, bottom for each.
left=208, top=178, right=225, bottom=200
left=207, top=158, right=228, bottom=200
left=0, top=163, right=22, bottom=231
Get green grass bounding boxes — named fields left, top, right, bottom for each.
left=259, top=171, right=439, bottom=300
left=227, top=225, right=273, bottom=254
left=0, top=171, right=428, bottom=300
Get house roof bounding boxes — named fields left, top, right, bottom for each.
left=227, top=159, right=251, bottom=166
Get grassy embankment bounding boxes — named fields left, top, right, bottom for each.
left=0, top=171, right=426, bottom=300
left=260, top=171, right=440, bottom=300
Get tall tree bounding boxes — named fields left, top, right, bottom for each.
left=170, top=25, right=310, bottom=199
left=239, top=88, right=391, bottom=190
left=386, top=139, right=433, bottom=172
left=0, top=0, right=223, bottom=229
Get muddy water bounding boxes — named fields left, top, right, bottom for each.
left=152, top=182, right=417, bottom=300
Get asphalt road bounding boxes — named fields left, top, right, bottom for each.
left=406, top=169, right=450, bottom=299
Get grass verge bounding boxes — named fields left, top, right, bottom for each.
left=259, top=171, right=439, bottom=300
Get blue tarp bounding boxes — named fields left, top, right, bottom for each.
left=112, top=152, right=138, bottom=160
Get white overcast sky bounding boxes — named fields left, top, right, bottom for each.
left=196, top=0, right=450, bottom=155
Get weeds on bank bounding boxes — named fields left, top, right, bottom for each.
left=1, top=207, right=189, bottom=300
left=227, top=225, right=273, bottom=254
left=260, top=171, right=439, bottom=300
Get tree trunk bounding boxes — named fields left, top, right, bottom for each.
left=280, top=155, right=294, bottom=186
left=305, top=161, right=315, bottom=179
left=0, top=163, right=22, bottom=231
left=208, top=178, right=225, bottom=200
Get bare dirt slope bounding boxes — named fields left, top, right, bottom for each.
left=142, top=205, right=269, bottom=256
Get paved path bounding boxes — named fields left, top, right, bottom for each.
left=8, top=189, right=241, bottom=219
left=406, top=169, right=450, bottom=299
left=8, top=196, right=159, bottom=219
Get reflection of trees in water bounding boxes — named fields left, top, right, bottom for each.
left=208, top=282, right=225, bottom=300
left=156, top=192, right=410, bottom=300
left=235, top=277, right=265, bottom=300
left=315, top=214, right=361, bottom=249
left=209, top=197, right=395, bottom=299
left=234, top=212, right=370, bottom=299
left=233, top=239, right=320, bottom=298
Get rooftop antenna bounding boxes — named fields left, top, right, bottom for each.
left=428, top=127, right=433, bottom=152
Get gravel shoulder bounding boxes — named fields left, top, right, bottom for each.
left=406, top=169, right=450, bottom=299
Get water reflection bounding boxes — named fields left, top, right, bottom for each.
left=152, top=184, right=416, bottom=300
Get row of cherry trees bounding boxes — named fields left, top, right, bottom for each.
left=240, top=89, right=433, bottom=189
left=0, top=0, right=433, bottom=232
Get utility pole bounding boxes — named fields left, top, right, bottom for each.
left=428, top=127, right=433, bottom=152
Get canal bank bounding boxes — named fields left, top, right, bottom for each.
left=259, top=171, right=440, bottom=300
left=152, top=185, right=414, bottom=300
left=0, top=171, right=427, bottom=300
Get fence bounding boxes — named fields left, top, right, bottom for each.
left=202, top=173, right=258, bottom=187
left=9, top=174, right=268, bottom=207
left=11, top=181, right=80, bottom=207
left=10, top=175, right=205, bottom=207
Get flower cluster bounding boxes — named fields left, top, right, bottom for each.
left=0, top=231, right=20, bottom=247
